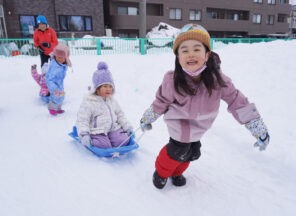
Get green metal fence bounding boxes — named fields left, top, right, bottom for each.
left=0, top=37, right=294, bottom=58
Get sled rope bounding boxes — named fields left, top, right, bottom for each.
left=116, top=126, right=145, bottom=148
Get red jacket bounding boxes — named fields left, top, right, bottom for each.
left=33, top=27, right=58, bottom=55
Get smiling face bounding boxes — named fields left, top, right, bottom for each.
left=55, top=56, right=66, bottom=64
left=96, top=84, right=113, bottom=98
left=38, top=23, right=47, bottom=31
left=178, top=40, right=210, bottom=73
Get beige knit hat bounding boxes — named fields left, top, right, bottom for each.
left=173, top=24, right=211, bottom=54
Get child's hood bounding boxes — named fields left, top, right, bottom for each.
left=84, top=92, right=113, bottom=102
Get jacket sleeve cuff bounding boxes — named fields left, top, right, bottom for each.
left=234, top=103, right=261, bottom=124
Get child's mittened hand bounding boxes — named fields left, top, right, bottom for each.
left=81, top=134, right=92, bottom=148
left=254, top=133, right=270, bottom=151
left=41, top=42, right=51, bottom=48
left=31, top=64, right=37, bottom=70
left=140, top=121, right=152, bottom=131
left=245, top=118, right=270, bottom=151
left=139, top=105, right=161, bottom=131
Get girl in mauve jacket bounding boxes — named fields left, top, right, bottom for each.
left=140, top=24, right=270, bottom=189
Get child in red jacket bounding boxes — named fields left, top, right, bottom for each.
left=33, top=15, right=58, bottom=67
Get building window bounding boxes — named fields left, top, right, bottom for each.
left=59, top=15, right=92, bottom=31
left=189, top=10, right=201, bottom=21
left=253, top=0, right=263, bottom=3
left=118, top=6, right=138, bottom=15
left=226, top=13, right=239, bottom=20
left=266, top=15, right=275, bottom=24
left=85, top=17, right=92, bottom=31
left=279, top=0, right=288, bottom=3
left=169, top=8, right=182, bottom=20
left=278, top=14, right=287, bottom=22
left=207, top=11, right=218, bottom=19
left=147, top=4, right=163, bottom=16
left=252, top=14, right=261, bottom=24
left=19, top=15, right=37, bottom=38
left=206, top=8, right=248, bottom=20
left=118, top=7, right=128, bottom=15
left=267, top=0, right=276, bottom=5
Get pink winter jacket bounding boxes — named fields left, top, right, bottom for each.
left=152, top=71, right=260, bottom=143
left=31, top=68, right=50, bottom=96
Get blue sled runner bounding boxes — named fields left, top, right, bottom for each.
left=68, top=126, right=139, bottom=157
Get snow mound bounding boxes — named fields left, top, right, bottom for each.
left=146, top=22, right=179, bottom=39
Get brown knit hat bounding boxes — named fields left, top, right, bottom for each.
left=173, top=24, right=211, bottom=54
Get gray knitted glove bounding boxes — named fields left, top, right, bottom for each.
left=140, top=105, right=161, bottom=131
left=245, top=118, right=270, bottom=151
left=80, top=133, right=92, bottom=148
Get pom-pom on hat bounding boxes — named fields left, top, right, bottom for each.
left=173, top=24, right=211, bottom=54
left=89, top=62, right=115, bottom=94
left=52, top=44, right=72, bottom=67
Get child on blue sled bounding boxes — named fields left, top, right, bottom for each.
left=76, top=62, right=134, bottom=149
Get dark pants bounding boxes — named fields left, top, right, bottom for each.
left=40, top=52, right=50, bottom=67
left=155, top=138, right=201, bottom=178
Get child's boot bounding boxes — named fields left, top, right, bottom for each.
left=171, top=175, right=186, bottom=187
left=49, top=109, right=58, bottom=116
left=57, top=109, right=65, bottom=114
left=153, top=170, right=167, bottom=189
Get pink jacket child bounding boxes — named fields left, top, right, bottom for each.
left=31, top=63, right=50, bottom=96
left=140, top=24, right=270, bottom=190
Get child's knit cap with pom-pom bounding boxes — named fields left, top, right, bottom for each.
left=90, top=62, right=115, bottom=94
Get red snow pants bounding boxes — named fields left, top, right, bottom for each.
left=155, top=146, right=190, bottom=178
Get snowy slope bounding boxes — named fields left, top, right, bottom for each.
left=0, top=40, right=296, bottom=216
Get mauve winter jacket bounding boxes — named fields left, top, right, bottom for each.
left=152, top=71, right=260, bottom=143
left=76, top=94, right=133, bottom=136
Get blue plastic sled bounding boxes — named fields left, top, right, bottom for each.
left=68, top=126, right=139, bottom=157
left=40, top=95, right=50, bottom=103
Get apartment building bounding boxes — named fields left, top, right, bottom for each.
left=0, top=0, right=292, bottom=39
left=103, top=0, right=291, bottom=38
left=0, top=0, right=104, bottom=38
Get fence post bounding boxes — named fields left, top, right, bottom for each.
left=140, top=38, right=146, bottom=55
left=96, top=38, right=101, bottom=55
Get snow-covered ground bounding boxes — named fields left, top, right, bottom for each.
left=0, top=40, right=296, bottom=216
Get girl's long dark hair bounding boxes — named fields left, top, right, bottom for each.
left=174, top=46, right=227, bottom=96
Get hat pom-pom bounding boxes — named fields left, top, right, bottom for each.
left=97, top=62, right=108, bottom=70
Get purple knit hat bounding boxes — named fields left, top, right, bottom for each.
left=90, top=62, right=115, bottom=93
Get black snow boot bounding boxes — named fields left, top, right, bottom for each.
left=153, top=170, right=168, bottom=189
left=171, top=175, right=186, bottom=186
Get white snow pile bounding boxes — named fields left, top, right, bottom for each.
left=146, top=22, right=179, bottom=39
left=145, top=22, right=179, bottom=47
